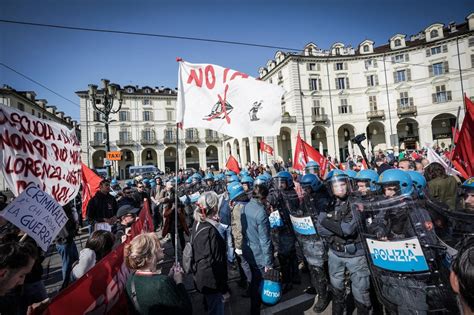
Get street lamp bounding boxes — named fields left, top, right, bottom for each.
left=88, top=79, right=123, bottom=178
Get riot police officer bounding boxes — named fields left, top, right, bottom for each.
left=267, top=171, right=300, bottom=292
left=203, top=173, right=215, bottom=192
left=317, top=170, right=372, bottom=315
left=305, top=161, right=320, bottom=177
left=354, top=169, right=379, bottom=197
left=460, top=177, right=474, bottom=212
left=297, top=173, right=332, bottom=312
left=241, top=175, right=254, bottom=198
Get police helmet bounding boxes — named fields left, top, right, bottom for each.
left=150, top=181, right=157, bottom=188
left=305, top=161, right=320, bottom=175
left=191, top=173, right=202, bottom=183
left=227, top=174, right=240, bottom=184
left=274, top=171, right=294, bottom=189
left=111, top=179, right=118, bottom=185
left=406, top=170, right=427, bottom=197
left=254, top=175, right=268, bottom=187
left=240, top=170, right=250, bottom=178
left=185, top=177, right=193, bottom=184
left=326, top=170, right=351, bottom=197
left=241, top=175, right=254, bottom=188
left=378, top=169, right=414, bottom=197
left=214, top=173, right=225, bottom=182
left=126, top=180, right=133, bottom=188
left=462, top=177, right=474, bottom=191
left=300, top=174, right=322, bottom=192
left=227, top=182, right=245, bottom=201
left=355, top=169, right=379, bottom=192
left=344, top=170, right=357, bottom=179
left=203, top=173, right=214, bottom=181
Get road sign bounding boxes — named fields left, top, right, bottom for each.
left=104, top=160, right=112, bottom=166
left=107, top=151, right=122, bottom=161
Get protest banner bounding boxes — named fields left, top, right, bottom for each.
left=290, top=215, right=317, bottom=235
left=44, top=201, right=153, bottom=315
left=0, top=185, right=67, bottom=251
left=0, top=104, right=81, bottom=205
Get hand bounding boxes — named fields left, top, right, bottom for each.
left=264, top=266, right=272, bottom=273
left=27, top=298, right=50, bottom=315
left=222, top=292, right=231, bottom=303
left=169, top=263, right=184, bottom=284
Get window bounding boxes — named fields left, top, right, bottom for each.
left=432, top=62, right=443, bottom=76
left=364, top=59, right=378, bottom=69
left=363, top=45, right=369, bottom=52
left=312, top=100, right=324, bottom=116
left=127, top=87, right=134, bottom=93
left=394, top=39, right=401, bottom=47
left=335, top=77, right=349, bottom=89
left=143, top=110, right=153, bottom=121
left=335, top=62, right=344, bottom=70
left=369, top=96, right=377, bottom=111
left=471, top=54, right=474, bottom=68
left=166, top=99, right=171, bottom=105
left=31, top=109, right=35, bottom=115
left=366, top=75, right=379, bottom=87
left=309, top=78, right=321, bottom=91
left=431, top=46, right=442, bottom=55
left=469, top=37, right=474, bottom=47
left=394, top=69, right=411, bottom=83
left=399, top=92, right=409, bottom=107
left=143, top=99, right=151, bottom=105
left=166, top=110, right=174, bottom=121
left=93, top=111, right=101, bottom=122
left=394, top=54, right=404, bottom=63
left=278, top=71, right=283, bottom=79
left=165, top=129, right=174, bottom=139
left=93, top=129, right=104, bottom=141
left=119, top=111, right=130, bottom=122
left=307, top=63, right=317, bottom=71
left=186, top=128, right=196, bottom=139
left=335, top=47, right=340, bottom=55
left=144, top=89, right=151, bottom=94
left=142, top=128, right=154, bottom=140
left=119, top=130, right=131, bottom=140
left=339, top=99, right=351, bottom=114
left=433, top=85, right=452, bottom=103
left=430, top=29, right=439, bottom=38
left=17, top=102, right=24, bottom=111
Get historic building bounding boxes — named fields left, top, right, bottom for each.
left=223, top=13, right=474, bottom=164
left=77, top=86, right=225, bottom=178
left=0, top=85, right=80, bottom=190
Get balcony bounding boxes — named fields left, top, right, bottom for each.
left=281, top=113, right=297, bottom=123
left=366, top=110, right=385, bottom=120
left=397, top=105, right=417, bottom=117
left=116, top=139, right=135, bottom=146
left=140, top=138, right=158, bottom=145
left=205, top=135, right=220, bottom=142
left=311, top=114, right=328, bottom=124
left=185, top=136, right=200, bottom=143
left=163, top=136, right=177, bottom=144
left=89, top=140, right=105, bottom=147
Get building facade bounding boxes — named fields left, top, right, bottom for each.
left=0, top=85, right=80, bottom=190
left=223, top=13, right=474, bottom=164
left=77, top=86, right=225, bottom=179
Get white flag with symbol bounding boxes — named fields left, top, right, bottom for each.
left=176, top=61, right=285, bottom=138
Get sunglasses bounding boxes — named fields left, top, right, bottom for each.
left=137, top=186, right=144, bottom=188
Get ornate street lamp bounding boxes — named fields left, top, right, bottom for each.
left=88, top=79, right=123, bottom=178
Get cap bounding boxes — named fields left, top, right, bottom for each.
left=116, top=204, right=140, bottom=218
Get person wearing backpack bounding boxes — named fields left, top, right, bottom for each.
left=191, top=191, right=229, bottom=315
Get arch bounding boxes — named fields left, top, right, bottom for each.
left=242, top=137, right=251, bottom=164
left=233, top=139, right=240, bottom=160
left=226, top=142, right=232, bottom=158
left=92, top=150, right=106, bottom=169
left=119, top=149, right=134, bottom=179
left=337, top=124, right=355, bottom=161
left=396, top=118, right=419, bottom=150
left=141, top=149, right=157, bottom=167
left=206, top=145, right=219, bottom=170
left=310, top=126, right=328, bottom=156
left=277, top=127, right=292, bottom=163
left=366, top=122, right=387, bottom=152
left=431, top=113, right=456, bottom=149
left=164, top=147, right=176, bottom=173
left=185, top=146, right=200, bottom=170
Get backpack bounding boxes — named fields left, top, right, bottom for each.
left=182, top=222, right=210, bottom=274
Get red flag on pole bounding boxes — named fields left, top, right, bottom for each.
left=226, top=155, right=241, bottom=174
left=81, top=163, right=103, bottom=219
left=452, top=126, right=459, bottom=143
left=259, top=140, right=274, bottom=155
left=293, top=132, right=329, bottom=177
left=452, top=95, right=474, bottom=178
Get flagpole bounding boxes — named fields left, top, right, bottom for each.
left=175, top=57, right=182, bottom=267
left=325, top=59, right=338, bottom=159
left=448, top=106, right=462, bottom=173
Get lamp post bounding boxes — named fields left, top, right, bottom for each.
left=88, top=79, right=123, bottom=178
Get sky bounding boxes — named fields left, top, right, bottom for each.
left=1, top=0, right=473, bottom=122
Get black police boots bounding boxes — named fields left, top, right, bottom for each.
left=311, top=266, right=331, bottom=313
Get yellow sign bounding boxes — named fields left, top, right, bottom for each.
left=107, top=151, right=122, bottom=161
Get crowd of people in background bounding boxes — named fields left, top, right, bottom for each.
left=0, top=145, right=473, bottom=315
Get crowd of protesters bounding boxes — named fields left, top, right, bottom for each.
left=0, top=144, right=473, bottom=315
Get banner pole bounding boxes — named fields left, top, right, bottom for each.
left=174, top=123, right=179, bottom=266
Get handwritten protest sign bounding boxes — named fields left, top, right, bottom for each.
left=0, top=104, right=81, bottom=205
left=0, top=185, right=68, bottom=251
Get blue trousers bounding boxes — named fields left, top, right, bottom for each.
left=56, top=241, right=79, bottom=289
left=205, top=293, right=224, bottom=315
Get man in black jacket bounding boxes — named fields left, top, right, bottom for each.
left=86, top=180, right=118, bottom=228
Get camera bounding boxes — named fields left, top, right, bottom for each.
left=351, top=133, right=366, bottom=145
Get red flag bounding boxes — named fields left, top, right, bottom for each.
left=293, top=132, right=329, bottom=177
left=226, top=155, right=241, bottom=174
left=361, top=159, right=368, bottom=170
left=81, top=163, right=103, bottom=219
left=259, top=140, right=274, bottom=156
left=452, top=95, right=474, bottom=178
left=452, top=126, right=459, bottom=143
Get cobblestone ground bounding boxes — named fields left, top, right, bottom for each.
left=43, top=229, right=333, bottom=314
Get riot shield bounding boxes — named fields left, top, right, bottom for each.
left=351, top=195, right=458, bottom=314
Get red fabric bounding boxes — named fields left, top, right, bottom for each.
left=361, top=159, right=368, bottom=170
left=452, top=95, right=474, bottom=179
left=293, top=132, right=328, bottom=177
left=44, top=202, right=154, bottom=315
left=81, top=163, right=103, bottom=219
left=259, top=140, right=274, bottom=155
left=226, top=155, right=241, bottom=174
left=452, top=126, right=459, bottom=143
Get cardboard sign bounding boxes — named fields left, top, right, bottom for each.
left=366, top=237, right=429, bottom=272
left=0, top=185, right=67, bottom=251
left=290, top=215, right=317, bottom=235
left=106, top=151, right=122, bottom=161
left=0, top=104, right=81, bottom=205
left=269, top=210, right=283, bottom=229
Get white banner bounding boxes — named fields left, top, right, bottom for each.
left=0, top=104, right=81, bottom=205
left=290, top=215, right=317, bottom=235
left=0, top=185, right=67, bottom=251
left=177, top=61, right=285, bottom=138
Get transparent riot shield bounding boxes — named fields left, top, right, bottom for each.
left=351, top=195, right=458, bottom=314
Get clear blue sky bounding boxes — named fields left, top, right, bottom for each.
left=1, top=0, right=472, bottom=121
